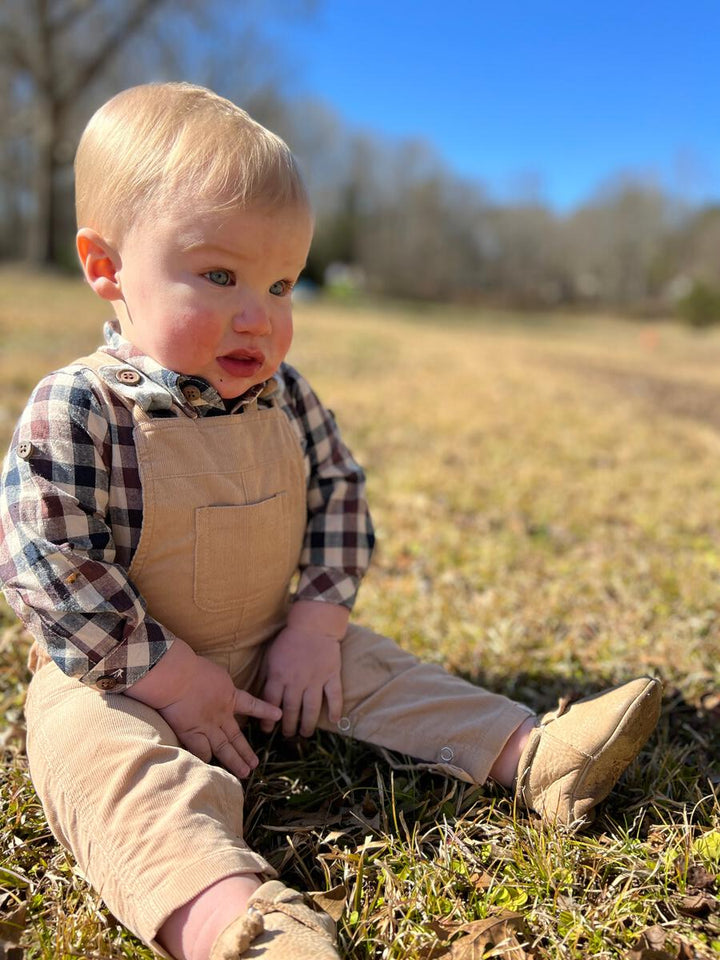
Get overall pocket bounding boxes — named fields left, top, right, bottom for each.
left=193, top=493, right=291, bottom=613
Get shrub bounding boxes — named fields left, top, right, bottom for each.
left=676, top=280, right=720, bottom=328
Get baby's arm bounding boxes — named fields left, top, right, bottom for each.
left=262, top=367, right=374, bottom=736
left=261, top=600, right=349, bottom=737
left=0, top=369, right=172, bottom=690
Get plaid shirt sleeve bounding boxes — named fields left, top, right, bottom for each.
left=276, top=364, right=375, bottom=609
left=0, top=369, right=176, bottom=691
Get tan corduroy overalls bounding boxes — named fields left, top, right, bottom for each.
left=24, top=354, right=532, bottom=951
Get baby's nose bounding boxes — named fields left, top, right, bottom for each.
left=231, top=300, right=271, bottom=335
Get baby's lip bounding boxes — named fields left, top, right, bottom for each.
left=222, top=348, right=265, bottom=363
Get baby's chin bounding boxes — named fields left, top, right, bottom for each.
left=211, top=369, right=278, bottom=400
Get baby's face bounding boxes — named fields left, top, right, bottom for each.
left=112, top=203, right=313, bottom=398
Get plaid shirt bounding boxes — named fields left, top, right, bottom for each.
left=0, top=321, right=374, bottom=691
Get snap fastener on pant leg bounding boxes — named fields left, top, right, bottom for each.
left=439, top=746, right=454, bottom=762
left=337, top=717, right=351, bottom=733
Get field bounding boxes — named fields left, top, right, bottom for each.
left=1, top=266, right=719, bottom=959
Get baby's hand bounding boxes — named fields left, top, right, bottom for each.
left=125, top=639, right=281, bottom=779
left=261, top=600, right=349, bottom=737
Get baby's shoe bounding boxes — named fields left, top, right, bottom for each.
left=515, top=676, right=662, bottom=829
left=209, top=880, right=340, bottom=960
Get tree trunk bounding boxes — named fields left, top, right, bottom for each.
left=27, top=0, right=56, bottom=265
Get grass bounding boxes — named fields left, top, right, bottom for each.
left=1, top=265, right=719, bottom=958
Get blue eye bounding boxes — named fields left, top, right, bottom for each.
left=269, top=280, right=290, bottom=297
left=204, top=270, right=233, bottom=286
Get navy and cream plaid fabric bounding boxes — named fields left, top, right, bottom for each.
left=0, top=321, right=374, bottom=690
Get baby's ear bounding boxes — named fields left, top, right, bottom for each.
left=76, top=228, right=122, bottom=301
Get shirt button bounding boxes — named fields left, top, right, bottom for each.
left=182, top=385, right=202, bottom=403
left=17, top=441, right=35, bottom=460
left=116, top=369, right=141, bottom=385
left=439, top=746, right=454, bottom=762
left=96, top=676, right=119, bottom=691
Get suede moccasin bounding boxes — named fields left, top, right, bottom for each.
left=209, top=880, right=340, bottom=960
left=516, top=676, right=662, bottom=829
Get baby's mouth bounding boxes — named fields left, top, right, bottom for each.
left=217, top=350, right=264, bottom=378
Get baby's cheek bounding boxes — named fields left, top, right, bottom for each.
left=174, top=311, right=222, bottom=355
left=273, top=314, right=294, bottom=361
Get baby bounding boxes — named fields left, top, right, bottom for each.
left=0, top=83, right=662, bottom=960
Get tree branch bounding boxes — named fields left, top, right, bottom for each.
left=50, top=0, right=102, bottom=37
left=58, top=0, right=167, bottom=115
left=0, top=24, right=36, bottom=74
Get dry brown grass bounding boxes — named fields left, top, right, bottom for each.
left=1, top=268, right=719, bottom=958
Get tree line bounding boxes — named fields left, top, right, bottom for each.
left=2, top=0, right=719, bottom=322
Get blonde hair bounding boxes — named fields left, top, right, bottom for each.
left=75, top=82, right=308, bottom=241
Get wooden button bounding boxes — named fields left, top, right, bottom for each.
left=116, top=369, right=141, bottom=385
left=182, top=385, right=202, bottom=402
left=17, top=441, right=35, bottom=460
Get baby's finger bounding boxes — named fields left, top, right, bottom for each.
left=299, top=686, right=323, bottom=738
left=212, top=725, right=255, bottom=779
left=234, top=688, right=283, bottom=723
left=180, top=730, right=212, bottom=764
left=281, top=691, right=303, bottom=738
left=324, top=674, right=343, bottom=726
left=259, top=679, right=284, bottom=732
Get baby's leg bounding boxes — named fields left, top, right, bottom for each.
left=24, top=663, right=274, bottom=956
left=317, top=623, right=535, bottom=783
left=319, top=624, right=661, bottom=829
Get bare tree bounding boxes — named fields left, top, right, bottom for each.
left=565, top=178, right=672, bottom=304
left=0, top=0, right=313, bottom=265
left=1, top=0, right=176, bottom=263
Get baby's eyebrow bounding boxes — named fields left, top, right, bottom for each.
left=180, top=238, right=245, bottom=259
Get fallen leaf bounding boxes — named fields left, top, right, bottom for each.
left=418, top=929, right=455, bottom=960
left=307, top=883, right=347, bottom=921
left=435, top=911, right=534, bottom=960
left=686, top=864, right=716, bottom=891
left=625, top=925, right=675, bottom=960
left=468, top=870, right=494, bottom=892
left=638, top=926, right=668, bottom=951
left=675, top=891, right=718, bottom=918
left=0, top=902, right=27, bottom=942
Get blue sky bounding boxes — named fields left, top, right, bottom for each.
left=267, top=0, right=719, bottom=211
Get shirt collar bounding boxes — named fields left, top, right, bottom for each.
left=100, top=319, right=266, bottom=416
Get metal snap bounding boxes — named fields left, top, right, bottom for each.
left=337, top=716, right=351, bottom=733
left=439, top=746, right=454, bottom=762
